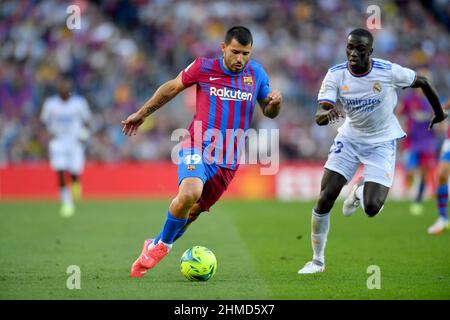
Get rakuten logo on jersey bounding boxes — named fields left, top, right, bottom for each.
left=210, top=87, right=253, bottom=102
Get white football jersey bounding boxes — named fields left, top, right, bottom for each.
left=318, top=58, right=416, bottom=144
left=40, top=94, right=91, bottom=141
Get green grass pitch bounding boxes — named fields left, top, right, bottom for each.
left=1, top=199, right=449, bottom=299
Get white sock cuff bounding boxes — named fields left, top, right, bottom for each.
left=311, top=209, right=330, bottom=235
left=355, top=184, right=364, bottom=200
left=60, top=186, right=73, bottom=205
left=158, top=240, right=173, bottom=250
left=312, top=209, right=330, bottom=218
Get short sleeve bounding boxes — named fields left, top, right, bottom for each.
left=78, top=97, right=91, bottom=121
left=317, top=70, right=338, bottom=106
left=181, top=58, right=202, bottom=87
left=40, top=99, right=50, bottom=124
left=257, top=67, right=270, bottom=101
left=392, top=63, right=416, bottom=89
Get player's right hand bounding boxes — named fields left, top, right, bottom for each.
left=428, top=110, right=448, bottom=130
left=326, top=108, right=344, bottom=125
left=316, top=104, right=343, bottom=126
left=121, top=112, right=145, bottom=136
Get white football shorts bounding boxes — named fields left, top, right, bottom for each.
left=49, top=138, right=85, bottom=174
left=440, top=138, right=450, bottom=162
left=324, top=133, right=397, bottom=187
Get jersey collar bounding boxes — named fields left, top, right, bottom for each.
left=219, top=56, right=246, bottom=76
left=347, top=59, right=373, bottom=77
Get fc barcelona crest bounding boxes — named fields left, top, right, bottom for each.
left=187, top=165, right=196, bottom=171
left=243, top=76, right=253, bottom=86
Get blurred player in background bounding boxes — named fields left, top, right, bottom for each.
left=428, top=99, right=450, bottom=235
left=122, top=26, right=282, bottom=278
left=298, top=28, right=447, bottom=274
left=396, top=70, right=438, bottom=216
left=40, top=78, right=91, bottom=217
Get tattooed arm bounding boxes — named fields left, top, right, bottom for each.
left=258, top=89, right=282, bottom=119
left=122, top=72, right=186, bottom=136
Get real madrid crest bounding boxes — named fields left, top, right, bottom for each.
left=373, top=81, right=382, bottom=93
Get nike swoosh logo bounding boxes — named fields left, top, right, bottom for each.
left=209, top=77, right=221, bottom=81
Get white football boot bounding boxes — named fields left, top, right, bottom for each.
left=343, top=178, right=364, bottom=216
left=298, top=260, right=325, bottom=274
left=427, top=217, right=450, bottom=235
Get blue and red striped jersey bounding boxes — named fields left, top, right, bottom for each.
left=181, top=56, right=271, bottom=170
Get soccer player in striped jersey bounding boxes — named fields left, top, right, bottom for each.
left=122, top=26, right=282, bottom=277
left=396, top=82, right=438, bottom=216
left=298, top=28, right=447, bottom=274
left=428, top=99, right=450, bottom=235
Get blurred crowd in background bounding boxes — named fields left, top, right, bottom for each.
left=1, top=0, right=449, bottom=166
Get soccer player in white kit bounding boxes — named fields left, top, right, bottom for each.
left=298, top=29, right=447, bottom=274
left=428, top=99, right=450, bottom=235
left=40, top=79, right=91, bottom=217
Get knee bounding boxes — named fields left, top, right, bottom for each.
left=316, top=189, right=339, bottom=213
left=177, top=190, right=201, bottom=207
left=364, top=200, right=383, bottom=217
left=177, top=189, right=201, bottom=207
left=316, top=198, right=332, bottom=214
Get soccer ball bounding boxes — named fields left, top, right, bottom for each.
left=180, top=246, right=217, bottom=281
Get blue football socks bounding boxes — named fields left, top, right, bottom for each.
left=173, top=226, right=188, bottom=242
left=154, top=211, right=188, bottom=245
left=415, top=178, right=426, bottom=203
left=437, top=184, right=448, bottom=220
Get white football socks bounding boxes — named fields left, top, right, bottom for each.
left=60, top=186, right=73, bottom=207
left=311, top=209, right=330, bottom=265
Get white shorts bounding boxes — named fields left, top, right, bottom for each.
left=324, top=133, right=397, bottom=187
left=440, top=138, right=450, bottom=162
left=49, top=138, right=85, bottom=174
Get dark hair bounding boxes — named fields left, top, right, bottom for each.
left=58, top=74, right=72, bottom=84
left=348, top=28, right=373, bottom=46
left=225, top=26, right=253, bottom=46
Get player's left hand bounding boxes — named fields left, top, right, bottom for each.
left=429, top=111, right=448, bottom=130
left=267, top=90, right=282, bottom=106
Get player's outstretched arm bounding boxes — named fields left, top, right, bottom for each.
left=315, top=102, right=343, bottom=126
left=410, top=75, right=447, bottom=129
left=121, top=73, right=186, bottom=136
left=258, top=89, right=282, bottom=119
